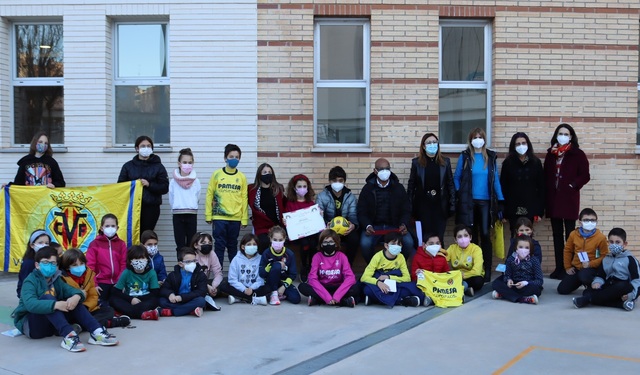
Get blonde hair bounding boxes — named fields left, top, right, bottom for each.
left=268, top=225, right=287, bottom=240
left=467, top=127, right=488, bottom=169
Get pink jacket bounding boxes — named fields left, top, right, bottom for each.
left=308, top=251, right=355, bottom=304
left=86, top=234, right=128, bottom=285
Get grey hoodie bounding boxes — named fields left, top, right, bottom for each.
left=593, top=250, right=640, bottom=301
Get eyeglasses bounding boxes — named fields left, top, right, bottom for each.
left=424, top=141, right=438, bottom=145
left=182, top=259, right=197, bottom=264
left=322, top=242, right=336, bottom=246
left=376, top=168, right=390, bottom=172
left=582, top=219, right=596, bottom=223
left=39, top=260, right=57, bottom=266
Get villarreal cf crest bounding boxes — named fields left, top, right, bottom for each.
left=46, top=191, right=97, bottom=252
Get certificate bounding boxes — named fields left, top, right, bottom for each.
left=283, top=204, right=326, bottom=240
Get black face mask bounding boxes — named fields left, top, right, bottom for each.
left=260, top=174, right=273, bottom=184
left=321, top=243, right=336, bottom=255
left=200, top=244, right=213, bottom=255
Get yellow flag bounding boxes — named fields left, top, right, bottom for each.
left=1, top=181, right=142, bottom=272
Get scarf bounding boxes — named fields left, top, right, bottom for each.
left=69, top=273, right=86, bottom=287
left=254, top=186, right=280, bottom=222
left=173, top=169, right=196, bottom=189
left=578, top=227, right=596, bottom=239
left=550, top=143, right=571, bottom=188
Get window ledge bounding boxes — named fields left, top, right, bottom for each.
left=311, top=147, right=372, bottom=153
left=439, top=144, right=467, bottom=154
left=635, top=145, right=640, bottom=155
left=0, top=147, right=68, bottom=153
left=103, top=146, right=173, bottom=153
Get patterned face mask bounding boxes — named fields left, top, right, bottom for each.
left=131, top=259, right=148, bottom=271
left=609, top=243, right=624, bottom=256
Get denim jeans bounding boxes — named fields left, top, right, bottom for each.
left=24, top=294, right=100, bottom=339
left=360, top=225, right=415, bottom=263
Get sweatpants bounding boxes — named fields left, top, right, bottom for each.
left=492, top=278, right=543, bottom=302
left=159, top=296, right=206, bottom=316
left=218, top=281, right=270, bottom=303
left=23, top=294, right=100, bottom=339
left=298, top=282, right=360, bottom=304
left=582, top=279, right=634, bottom=308
left=362, top=281, right=425, bottom=307
left=557, top=268, right=597, bottom=295
left=109, top=294, right=159, bottom=319
left=264, top=262, right=301, bottom=304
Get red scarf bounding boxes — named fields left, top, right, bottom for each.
left=173, top=169, right=196, bottom=189
left=69, top=273, right=85, bottom=287
left=550, top=143, right=571, bottom=188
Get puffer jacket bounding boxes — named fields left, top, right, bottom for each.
left=86, top=234, right=128, bottom=285
left=315, top=186, right=358, bottom=226
left=117, top=154, right=169, bottom=206
left=357, top=172, right=411, bottom=229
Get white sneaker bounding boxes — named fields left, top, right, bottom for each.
left=492, top=291, right=502, bottom=300
left=423, top=296, right=433, bottom=307
left=269, top=291, right=280, bottom=305
left=205, top=295, right=221, bottom=311
left=364, top=295, right=370, bottom=306
left=61, top=332, right=86, bottom=352
left=88, top=328, right=119, bottom=346
left=228, top=295, right=237, bottom=305
left=252, top=295, right=268, bottom=306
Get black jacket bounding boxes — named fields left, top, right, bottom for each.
left=160, top=264, right=208, bottom=302
left=13, top=154, right=65, bottom=187
left=455, top=149, right=501, bottom=227
left=407, top=157, right=455, bottom=218
left=500, top=155, right=545, bottom=221
left=357, top=172, right=411, bottom=229
left=117, top=154, right=169, bottom=206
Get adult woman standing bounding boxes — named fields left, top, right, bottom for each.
left=454, top=128, right=505, bottom=282
left=248, top=163, right=285, bottom=253
left=118, top=135, right=169, bottom=232
left=407, top=133, right=455, bottom=244
left=500, top=132, right=545, bottom=238
left=544, top=123, right=590, bottom=279
left=13, top=132, right=65, bottom=187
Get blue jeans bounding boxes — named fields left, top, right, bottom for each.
left=24, top=294, right=100, bottom=339
left=360, top=225, right=415, bottom=263
left=212, top=220, right=241, bottom=268
left=159, top=296, right=206, bottom=316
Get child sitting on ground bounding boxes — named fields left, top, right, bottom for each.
left=17, top=229, right=51, bottom=298
left=159, top=248, right=208, bottom=317
left=491, top=235, right=543, bottom=304
left=573, top=227, right=640, bottom=311
left=190, top=232, right=223, bottom=311
left=259, top=226, right=301, bottom=305
left=361, top=232, right=425, bottom=308
left=411, top=233, right=450, bottom=306
left=219, top=234, right=269, bottom=306
left=141, top=230, right=167, bottom=284
left=505, top=217, right=542, bottom=262
left=446, top=224, right=484, bottom=297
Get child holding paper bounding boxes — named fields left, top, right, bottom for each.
left=284, top=174, right=318, bottom=282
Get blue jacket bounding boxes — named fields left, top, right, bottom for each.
left=315, top=186, right=358, bottom=226
left=150, top=253, right=167, bottom=282
left=16, top=258, right=36, bottom=298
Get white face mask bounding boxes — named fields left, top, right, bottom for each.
left=138, top=146, right=153, bottom=158
left=515, top=145, right=528, bottom=155
left=331, top=182, right=344, bottom=193
left=377, top=169, right=391, bottom=182
left=103, top=227, right=117, bottom=238
left=388, top=244, right=402, bottom=256
left=582, top=221, right=597, bottom=231
left=131, top=259, right=148, bottom=271
left=244, top=245, right=258, bottom=256
left=425, top=244, right=440, bottom=257
left=471, top=138, right=485, bottom=149
left=33, top=243, right=48, bottom=252
left=556, top=134, right=570, bottom=146
left=184, top=262, right=197, bottom=273
left=146, top=245, right=159, bottom=257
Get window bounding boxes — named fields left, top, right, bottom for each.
left=114, top=23, right=170, bottom=146
left=439, top=20, right=492, bottom=145
left=12, top=23, right=64, bottom=145
left=314, top=19, right=370, bottom=148
left=637, top=38, right=640, bottom=145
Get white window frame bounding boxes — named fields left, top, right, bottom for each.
left=438, top=20, right=492, bottom=152
left=313, top=18, right=370, bottom=152
left=636, top=81, right=640, bottom=151
left=11, top=21, right=64, bottom=147
left=113, top=21, right=170, bottom=147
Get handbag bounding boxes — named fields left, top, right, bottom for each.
left=492, top=220, right=505, bottom=259
left=417, top=270, right=464, bottom=308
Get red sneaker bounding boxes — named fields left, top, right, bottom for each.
left=141, top=309, right=159, bottom=320
left=160, top=308, right=173, bottom=317
left=191, top=307, right=203, bottom=317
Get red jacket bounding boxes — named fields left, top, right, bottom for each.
left=85, top=234, right=128, bottom=285
left=248, top=184, right=285, bottom=236
left=411, top=246, right=450, bottom=281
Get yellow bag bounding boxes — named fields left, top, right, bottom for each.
left=492, top=220, right=505, bottom=259
left=417, top=270, right=464, bottom=308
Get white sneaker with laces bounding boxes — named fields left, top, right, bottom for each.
left=88, top=328, right=119, bottom=346
left=61, top=332, right=86, bottom=352
left=252, top=295, right=268, bottom=306
left=423, top=296, right=433, bottom=307
left=269, top=291, right=281, bottom=305
left=205, top=295, right=221, bottom=311
left=228, top=295, right=237, bottom=305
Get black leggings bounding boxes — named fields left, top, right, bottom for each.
left=218, top=281, right=270, bottom=302
left=472, top=200, right=493, bottom=277
left=550, top=218, right=575, bottom=272
left=109, top=294, right=159, bottom=319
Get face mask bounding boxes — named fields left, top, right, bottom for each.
left=457, top=237, right=471, bottom=248
left=36, top=143, right=48, bottom=154
left=138, top=146, right=153, bottom=158
left=388, top=244, right=402, bottom=256
left=244, top=245, right=258, bottom=256
left=425, top=144, right=439, bottom=155
left=227, top=158, right=239, bottom=169
left=516, top=248, right=530, bottom=260
left=39, top=263, right=57, bottom=278
left=180, top=164, right=193, bottom=174
left=103, top=227, right=117, bottom=238
left=331, top=182, right=344, bottom=193
left=271, top=240, right=285, bottom=251
left=377, top=169, right=391, bottom=182
left=131, top=259, right=148, bottom=272
left=70, top=264, right=86, bottom=277
left=581, top=221, right=597, bottom=231
left=146, top=245, right=159, bottom=257
left=184, top=262, right=197, bottom=273
left=321, top=243, right=336, bottom=255
left=33, top=243, right=47, bottom=252
left=556, top=134, right=570, bottom=146
left=609, top=243, right=624, bottom=256
left=199, top=244, right=213, bottom=255
left=295, top=187, right=308, bottom=197
left=515, top=145, right=528, bottom=155
left=471, top=138, right=485, bottom=149
left=260, top=174, right=273, bottom=184
left=425, top=244, right=440, bottom=257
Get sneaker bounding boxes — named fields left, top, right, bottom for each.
left=61, top=332, right=86, bottom=352
left=110, top=315, right=131, bottom=328
left=278, top=293, right=287, bottom=301
left=72, top=323, right=82, bottom=334
left=191, top=307, right=203, bottom=317
left=364, top=295, right=370, bottom=306
left=300, top=267, right=309, bottom=283
left=423, top=296, right=433, bottom=307
left=88, top=328, right=119, bottom=346
left=573, top=296, right=588, bottom=309
left=251, top=295, right=268, bottom=306
left=623, top=300, right=635, bottom=311
left=520, top=295, right=538, bottom=305
left=465, top=287, right=474, bottom=297
left=492, top=291, right=502, bottom=300
left=307, top=296, right=317, bottom=306
left=228, top=295, right=237, bottom=305
left=160, top=308, right=173, bottom=317
left=340, top=296, right=356, bottom=308
left=141, top=309, right=159, bottom=320
left=269, top=291, right=281, bottom=305
left=205, top=295, right=221, bottom=311
left=401, top=296, right=420, bottom=307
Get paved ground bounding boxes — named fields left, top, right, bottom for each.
left=0, top=272, right=638, bottom=375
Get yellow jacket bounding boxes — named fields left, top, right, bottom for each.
left=205, top=167, right=248, bottom=224
left=563, top=229, right=609, bottom=270
left=361, top=251, right=411, bottom=284
left=61, top=268, right=100, bottom=312
left=446, top=243, right=485, bottom=279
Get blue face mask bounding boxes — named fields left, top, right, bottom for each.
left=609, top=244, right=624, bottom=256
left=227, top=158, right=239, bottom=168
left=70, top=264, right=86, bottom=277
left=39, top=263, right=58, bottom=278
left=425, top=143, right=438, bottom=155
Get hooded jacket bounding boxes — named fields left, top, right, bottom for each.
left=227, top=252, right=265, bottom=292
left=593, top=250, right=640, bottom=301
left=150, top=252, right=167, bottom=282
left=13, top=154, right=65, bottom=187
left=86, top=233, right=128, bottom=285
left=315, top=186, right=359, bottom=226
left=160, top=264, right=208, bottom=302
left=61, top=267, right=100, bottom=312
left=118, top=154, right=169, bottom=206
left=563, top=228, right=609, bottom=270
left=411, top=246, right=450, bottom=280
left=357, top=172, right=411, bottom=229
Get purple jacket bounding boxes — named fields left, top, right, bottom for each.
left=544, top=146, right=590, bottom=220
left=308, top=251, right=355, bottom=304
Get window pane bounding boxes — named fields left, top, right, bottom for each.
left=15, top=24, right=64, bottom=78
left=115, top=85, right=170, bottom=144
left=441, top=27, right=484, bottom=81
left=320, top=25, right=363, bottom=80
left=117, top=24, right=167, bottom=78
left=317, top=87, right=366, bottom=144
left=439, top=88, right=486, bottom=144
left=13, top=86, right=64, bottom=144
left=637, top=96, right=640, bottom=144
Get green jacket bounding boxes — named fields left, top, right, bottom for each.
left=12, top=269, right=85, bottom=333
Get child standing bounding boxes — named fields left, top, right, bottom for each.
left=86, top=214, right=128, bottom=305
left=205, top=144, right=249, bottom=269
left=141, top=230, right=167, bottom=284
left=219, top=234, right=269, bottom=305
left=109, top=245, right=161, bottom=320
left=491, top=235, right=543, bottom=304
left=259, top=226, right=301, bottom=305
left=573, top=228, right=640, bottom=311
left=190, top=232, right=223, bottom=310
left=446, top=224, right=484, bottom=296
left=299, top=230, right=358, bottom=307
left=169, top=148, right=201, bottom=259
left=17, top=229, right=51, bottom=298
left=159, top=248, right=208, bottom=317
left=361, top=232, right=425, bottom=308
left=11, top=247, right=118, bottom=352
